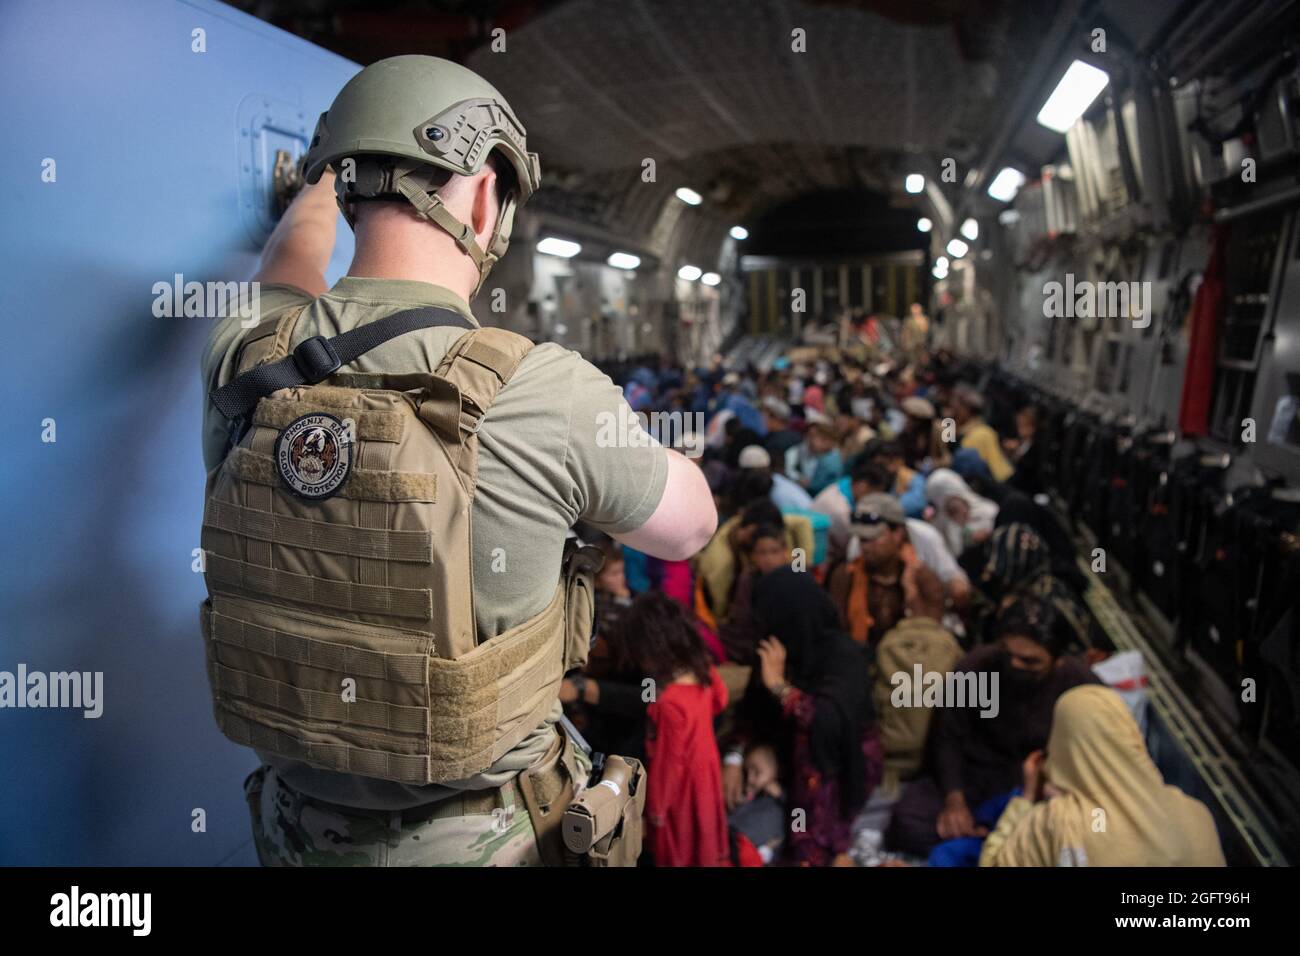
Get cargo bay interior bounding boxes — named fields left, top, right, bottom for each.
left=2, top=0, right=1298, bottom=867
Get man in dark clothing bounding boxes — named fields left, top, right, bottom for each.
left=885, top=595, right=1101, bottom=857
left=1006, top=404, right=1046, bottom=497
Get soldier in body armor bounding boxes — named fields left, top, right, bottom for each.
left=199, top=55, right=717, bottom=866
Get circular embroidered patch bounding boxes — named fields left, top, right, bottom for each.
left=275, top=413, right=352, bottom=500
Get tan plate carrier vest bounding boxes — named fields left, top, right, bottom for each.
left=200, top=306, right=597, bottom=785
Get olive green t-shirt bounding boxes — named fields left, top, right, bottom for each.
left=201, top=276, right=668, bottom=809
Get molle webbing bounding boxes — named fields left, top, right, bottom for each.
left=209, top=608, right=430, bottom=682
left=202, top=581, right=568, bottom=784
left=437, top=328, right=532, bottom=420
left=253, top=396, right=407, bottom=443
left=221, top=712, right=432, bottom=783
left=212, top=664, right=428, bottom=734
left=433, top=326, right=534, bottom=490
left=203, top=498, right=433, bottom=562
left=234, top=304, right=308, bottom=371
left=206, top=553, right=434, bottom=620
left=223, top=446, right=438, bottom=502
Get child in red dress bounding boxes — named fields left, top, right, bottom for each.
left=623, top=591, right=730, bottom=867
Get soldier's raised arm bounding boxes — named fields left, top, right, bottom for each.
left=613, top=448, right=717, bottom=561
left=559, top=357, right=717, bottom=561
left=252, top=170, right=338, bottom=297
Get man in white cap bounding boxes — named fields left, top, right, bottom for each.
left=738, top=444, right=812, bottom=512
left=901, top=395, right=936, bottom=420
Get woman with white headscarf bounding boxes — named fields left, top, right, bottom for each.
left=925, top=467, right=998, bottom=557
left=980, top=685, right=1225, bottom=866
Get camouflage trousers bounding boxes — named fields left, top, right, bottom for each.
left=244, top=765, right=541, bottom=866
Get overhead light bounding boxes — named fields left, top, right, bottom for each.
left=932, top=265, right=948, bottom=280
left=701, top=272, right=721, bottom=286
left=1037, top=59, right=1109, bottom=133
left=987, top=166, right=1026, bottom=202
left=960, top=218, right=979, bottom=241
left=998, top=209, right=1021, bottom=225
left=607, top=251, right=641, bottom=270
left=675, top=187, right=703, bottom=205
left=905, top=174, right=924, bottom=194
left=917, top=217, right=932, bottom=233
left=537, top=236, right=581, bottom=258
left=947, top=238, right=969, bottom=258
left=729, top=225, right=749, bottom=240
left=936, top=256, right=949, bottom=270
left=678, top=265, right=702, bottom=281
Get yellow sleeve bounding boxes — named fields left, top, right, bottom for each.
left=783, top=514, right=815, bottom=563
left=988, top=443, right=1013, bottom=482
left=695, top=516, right=739, bottom=621
left=979, top=796, right=1059, bottom=867
left=964, top=425, right=1013, bottom=482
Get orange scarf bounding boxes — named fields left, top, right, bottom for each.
left=845, top=560, right=874, bottom=646
left=845, top=544, right=917, bottom=645
left=694, top=576, right=717, bottom=632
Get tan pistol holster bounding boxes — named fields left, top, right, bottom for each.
left=561, top=754, right=648, bottom=867
left=201, top=304, right=601, bottom=786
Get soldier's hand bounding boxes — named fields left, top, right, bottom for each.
left=254, top=169, right=337, bottom=296
left=298, top=168, right=337, bottom=206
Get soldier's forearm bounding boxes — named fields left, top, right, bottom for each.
left=254, top=172, right=338, bottom=295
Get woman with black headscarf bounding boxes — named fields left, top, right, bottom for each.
left=961, top=522, right=1092, bottom=650
left=721, top=567, right=882, bottom=865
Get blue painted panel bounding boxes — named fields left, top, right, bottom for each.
left=0, top=0, right=358, bottom=865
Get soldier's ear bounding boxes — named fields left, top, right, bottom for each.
left=470, top=166, right=498, bottom=243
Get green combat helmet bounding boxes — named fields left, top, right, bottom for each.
left=301, top=54, right=541, bottom=296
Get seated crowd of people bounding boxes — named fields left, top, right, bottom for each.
left=565, top=334, right=1226, bottom=868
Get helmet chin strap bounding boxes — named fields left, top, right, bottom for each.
left=336, top=160, right=506, bottom=299
left=393, top=165, right=506, bottom=299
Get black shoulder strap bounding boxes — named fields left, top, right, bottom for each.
left=209, top=306, right=475, bottom=421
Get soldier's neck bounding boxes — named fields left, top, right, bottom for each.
left=348, top=209, right=478, bottom=303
